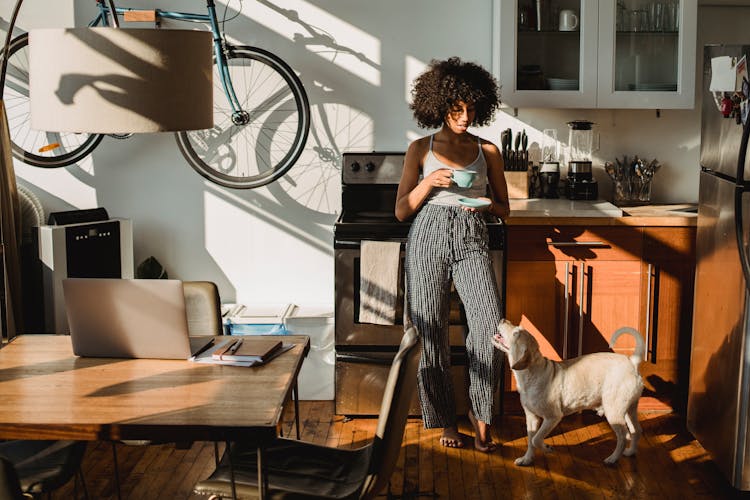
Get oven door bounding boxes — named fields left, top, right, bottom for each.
left=334, top=240, right=469, bottom=348
left=335, top=348, right=472, bottom=416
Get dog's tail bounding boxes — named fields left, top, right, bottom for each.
left=609, top=326, right=646, bottom=368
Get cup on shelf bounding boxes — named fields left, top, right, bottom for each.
left=558, top=9, right=579, bottom=31
left=664, top=0, right=679, bottom=31
left=649, top=2, right=663, bottom=31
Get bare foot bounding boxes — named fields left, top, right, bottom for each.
left=468, top=410, right=497, bottom=453
left=440, top=426, right=467, bottom=448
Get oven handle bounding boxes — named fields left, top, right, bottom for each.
left=336, top=353, right=395, bottom=365
left=334, top=239, right=407, bottom=250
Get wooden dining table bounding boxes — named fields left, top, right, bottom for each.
left=0, top=334, right=310, bottom=498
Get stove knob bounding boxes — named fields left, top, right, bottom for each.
left=365, top=162, right=376, bottom=172
left=350, top=161, right=361, bottom=172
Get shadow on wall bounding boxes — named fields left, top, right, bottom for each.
left=15, top=0, right=500, bottom=302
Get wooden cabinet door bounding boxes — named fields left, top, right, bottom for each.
left=504, top=260, right=571, bottom=391
left=506, top=260, right=570, bottom=361
left=576, top=259, right=644, bottom=357
left=642, top=226, right=696, bottom=411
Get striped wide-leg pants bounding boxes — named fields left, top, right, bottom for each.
left=405, top=204, right=503, bottom=428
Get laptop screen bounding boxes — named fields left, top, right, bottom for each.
left=63, top=278, right=212, bottom=359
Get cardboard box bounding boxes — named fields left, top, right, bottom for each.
left=504, top=170, right=530, bottom=199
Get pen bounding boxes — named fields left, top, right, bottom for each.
left=228, top=338, right=243, bottom=354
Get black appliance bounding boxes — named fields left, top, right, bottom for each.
left=566, top=120, right=598, bottom=200
left=29, top=208, right=134, bottom=333
left=687, top=44, right=750, bottom=490
left=334, top=152, right=506, bottom=416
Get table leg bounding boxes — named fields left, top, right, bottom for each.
left=226, top=440, right=237, bottom=500
left=257, top=445, right=267, bottom=499
left=111, top=442, right=122, bottom=500
left=294, top=381, right=300, bottom=440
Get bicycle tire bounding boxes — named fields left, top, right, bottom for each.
left=176, top=45, right=310, bottom=189
left=1, top=34, right=104, bottom=168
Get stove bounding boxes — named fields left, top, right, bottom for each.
left=333, top=151, right=506, bottom=416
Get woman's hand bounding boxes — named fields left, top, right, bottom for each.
left=425, top=168, right=454, bottom=189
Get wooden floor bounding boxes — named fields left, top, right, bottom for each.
left=51, top=401, right=749, bottom=499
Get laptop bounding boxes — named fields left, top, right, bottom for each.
left=62, top=278, right=216, bottom=359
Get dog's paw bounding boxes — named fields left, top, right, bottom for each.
left=623, top=449, right=637, bottom=457
left=603, top=454, right=620, bottom=465
left=514, top=456, right=534, bottom=466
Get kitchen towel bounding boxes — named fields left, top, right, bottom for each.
left=359, top=240, right=401, bottom=325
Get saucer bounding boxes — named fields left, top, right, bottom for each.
left=458, top=197, right=491, bottom=208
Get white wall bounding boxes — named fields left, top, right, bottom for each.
left=5, top=1, right=748, bottom=308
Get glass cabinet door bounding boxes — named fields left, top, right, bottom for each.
left=597, top=0, right=696, bottom=108
left=495, top=0, right=599, bottom=108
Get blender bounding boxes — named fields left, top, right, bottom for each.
left=539, top=129, right=560, bottom=198
left=565, top=120, right=598, bottom=200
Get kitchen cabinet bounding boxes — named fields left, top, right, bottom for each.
left=492, top=0, right=697, bottom=109
left=503, top=223, right=695, bottom=411
left=504, top=226, right=644, bottom=389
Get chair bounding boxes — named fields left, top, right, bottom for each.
left=183, top=281, right=224, bottom=336
left=193, top=325, right=421, bottom=499
left=0, top=457, right=24, bottom=500
left=0, top=440, right=88, bottom=498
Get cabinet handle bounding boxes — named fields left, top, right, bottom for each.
left=548, top=241, right=609, bottom=247
left=644, top=263, right=653, bottom=362
left=563, top=262, right=570, bottom=360
left=578, top=262, right=585, bottom=357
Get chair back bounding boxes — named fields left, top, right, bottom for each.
left=0, top=457, right=24, bottom=500
left=183, top=281, right=223, bottom=336
left=359, top=325, right=421, bottom=499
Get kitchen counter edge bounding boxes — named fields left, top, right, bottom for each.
left=506, top=203, right=697, bottom=227
left=506, top=215, right=696, bottom=227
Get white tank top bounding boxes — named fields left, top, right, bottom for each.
left=423, top=135, right=488, bottom=205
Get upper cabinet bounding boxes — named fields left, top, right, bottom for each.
left=492, top=0, right=697, bottom=109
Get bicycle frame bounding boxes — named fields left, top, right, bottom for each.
left=91, top=0, right=246, bottom=123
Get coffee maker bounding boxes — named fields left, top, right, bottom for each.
left=565, top=120, right=598, bottom=200
left=539, top=128, right=560, bottom=198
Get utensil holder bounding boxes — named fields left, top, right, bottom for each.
left=612, top=177, right=652, bottom=206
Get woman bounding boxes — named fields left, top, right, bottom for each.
left=395, top=57, right=509, bottom=452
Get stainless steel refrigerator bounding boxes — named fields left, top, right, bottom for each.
left=688, top=44, right=750, bottom=490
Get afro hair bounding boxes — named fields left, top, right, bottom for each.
left=409, top=57, right=501, bottom=129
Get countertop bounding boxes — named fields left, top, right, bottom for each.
left=507, top=199, right=697, bottom=227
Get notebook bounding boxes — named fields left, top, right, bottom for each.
left=62, top=278, right=215, bottom=360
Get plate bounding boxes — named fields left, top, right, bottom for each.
left=458, top=197, right=491, bottom=208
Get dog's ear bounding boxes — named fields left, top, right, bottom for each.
left=511, top=349, right=530, bottom=370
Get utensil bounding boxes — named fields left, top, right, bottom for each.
left=501, top=129, right=512, bottom=169
left=521, top=129, right=528, bottom=170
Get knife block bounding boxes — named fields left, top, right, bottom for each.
left=504, top=170, right=530, bottom=199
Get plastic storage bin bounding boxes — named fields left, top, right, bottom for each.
left=283, top=309, right=334, bottom=400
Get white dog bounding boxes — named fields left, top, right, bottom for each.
left=492, top=319, right=644, bottom=466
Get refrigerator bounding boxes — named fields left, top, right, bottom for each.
left=688, top=44, right=750, bottom=490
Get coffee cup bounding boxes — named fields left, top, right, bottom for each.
left=452, top=170, right=476, bottom=188
left=559, top=9, right=579, bottom=31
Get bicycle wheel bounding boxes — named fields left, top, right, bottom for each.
left=1, top=34, right=103, bottom=168
left=176, top=45, right=310, bottom=189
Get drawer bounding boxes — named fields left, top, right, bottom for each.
left=507, top=226, right=643, bottom=261
left=643, top=227, right=696, bottom=260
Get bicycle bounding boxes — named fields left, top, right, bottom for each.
left=2, top=0, right=311, bottom=189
